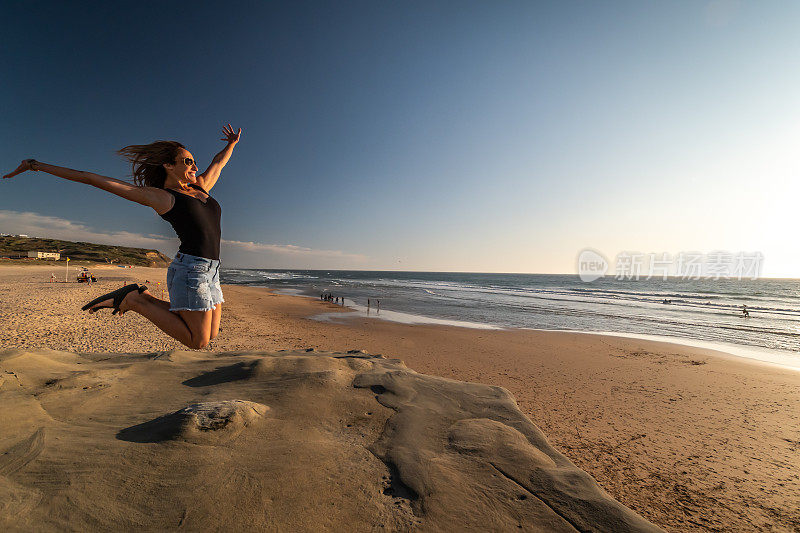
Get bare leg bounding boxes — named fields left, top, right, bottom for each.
left=93, top=291, right=213, bottom=349
left=139, top=289, right=171, bottom=311
left=210, top=303, right=223, bottom=340
left=138, top=290, right=220, bottom=344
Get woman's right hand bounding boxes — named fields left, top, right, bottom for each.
left=2, top=159, right=37, bottom=179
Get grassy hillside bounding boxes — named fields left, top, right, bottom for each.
left=0, top=236, right=171, bottom=267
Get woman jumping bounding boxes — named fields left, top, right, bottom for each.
left=2, top=124, right=241, bottom=349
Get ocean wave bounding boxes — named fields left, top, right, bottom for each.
left=220, top=269, right=319, bottom=283
left=218, top=270, right=800, bottom=352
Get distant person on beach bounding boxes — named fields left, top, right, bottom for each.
left=3, top=124, right=242, bottom=349
left=741, top=305, right=750, bottom=318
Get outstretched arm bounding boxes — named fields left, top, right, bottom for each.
left=2, top=159, right=172, bottom=213
left=197, top=123, right=241, bottom=192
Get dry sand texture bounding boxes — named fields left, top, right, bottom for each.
left=2, top=265, right=800, bottom=531
left=1, top=348, right=661, bottom=531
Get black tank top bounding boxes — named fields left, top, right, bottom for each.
left=159, top=184, right=221, bottom=260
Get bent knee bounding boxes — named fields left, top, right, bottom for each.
left=190, top=336, right=211, bottom=350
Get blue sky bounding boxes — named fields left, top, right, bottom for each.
left=2, top=1, right=800, bottom=275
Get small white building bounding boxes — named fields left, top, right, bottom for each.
left=28, top=251, right=61, bottom=260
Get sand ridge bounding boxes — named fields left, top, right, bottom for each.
left=353, top=364, right=662, bottom=531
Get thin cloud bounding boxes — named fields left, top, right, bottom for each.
left=0, top=210, right=177, bottom=250
left=0, top=210, right=366, bottom=263
left=222, top=238, right=367, bottom=260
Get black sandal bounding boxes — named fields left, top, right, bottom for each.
left=81, top=284, right=148, bottom=315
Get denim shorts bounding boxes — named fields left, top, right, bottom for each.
left=166, top=252, right=224, bottom=312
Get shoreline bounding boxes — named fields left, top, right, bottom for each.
left=272, top=286, right=800, bottom=373
left=587, top=330, right=800, bottom=373
left=2, top=265, right=799, bottom=530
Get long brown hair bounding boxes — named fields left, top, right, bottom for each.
left=116, top=140, right=186, bottom=188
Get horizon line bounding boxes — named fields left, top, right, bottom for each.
left=222, top=267, right=796, bottom=281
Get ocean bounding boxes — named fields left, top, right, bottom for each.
left=220, top=269, right=800, bottom=360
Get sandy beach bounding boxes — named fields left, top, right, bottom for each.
left=2, top=265, right=799, bottom=531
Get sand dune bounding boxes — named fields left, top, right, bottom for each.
left=0, top=348, right=661, bottom=531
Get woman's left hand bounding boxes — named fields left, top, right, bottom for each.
left=220, top=123, right=241, bottom=144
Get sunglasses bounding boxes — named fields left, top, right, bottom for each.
left=181, top=157, right=196, bottom=167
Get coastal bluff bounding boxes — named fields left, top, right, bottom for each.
left=0, top=235, right=171, bottom=267
left=0, top=348, right=662, bottom=532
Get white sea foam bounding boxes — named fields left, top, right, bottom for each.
left=310, top=304, right=501, bottom=330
